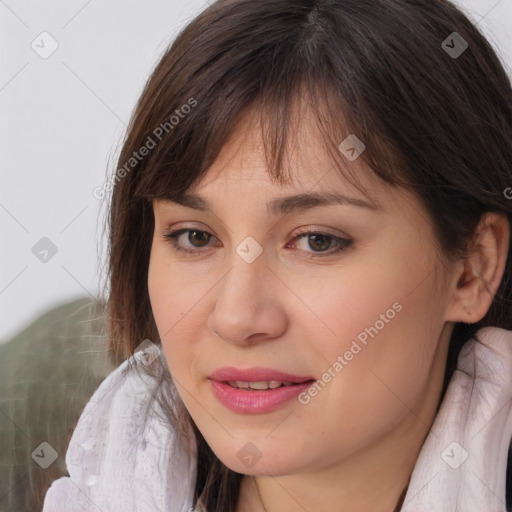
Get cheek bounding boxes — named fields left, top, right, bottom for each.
left=298, top=248, right=446, bottom=430
left=329, top=228, right=443, bottom=359
left=148, top=240, right=192, bottom=327
left=147, top=242, right=209, bottom=376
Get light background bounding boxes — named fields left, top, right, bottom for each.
left=0, top=0, right=511, bottom=342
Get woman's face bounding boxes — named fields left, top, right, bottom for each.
left=148, top=109, right=455, bottom=477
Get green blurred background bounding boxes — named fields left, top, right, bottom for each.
left=0, top=297, right=119, bottom=511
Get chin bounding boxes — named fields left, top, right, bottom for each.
left=209, top=439, right=305, bottom=477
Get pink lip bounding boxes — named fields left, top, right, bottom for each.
left=209, top=366, right=314, bottom=383
left=209, top=367, right=315, bottom=414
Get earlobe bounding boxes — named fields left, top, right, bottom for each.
left=445, top=212, right=510, bottom=324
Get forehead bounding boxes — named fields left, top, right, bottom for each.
left=188, top=105, right=384, bottom=203
left=154, top=103, right=421, bottom=220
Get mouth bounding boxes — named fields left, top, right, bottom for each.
left=209, top=366, right=315, bottom=384
left=209, top=367, right=316, bottom=413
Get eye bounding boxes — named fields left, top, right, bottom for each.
left=161, top=228, right=353, bottom=258
left=289, top=230, right=353, bottom=257
left=161, top=228, right=216, bottom=254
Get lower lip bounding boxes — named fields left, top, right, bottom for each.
left=209, top=380, right=314, bottom=413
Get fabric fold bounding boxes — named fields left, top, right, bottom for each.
left=402, top=326, right=512, bottom=512
left=42, top=348, right=197, bottom=512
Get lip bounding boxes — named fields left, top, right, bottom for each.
left=209, top=366, right=315, bottom=414
left=210, top=366, right=314, bottom=383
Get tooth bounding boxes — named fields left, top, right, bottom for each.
left=227, top=380, right=295, bottom=390
left=248, top=381, right=271, bottom=390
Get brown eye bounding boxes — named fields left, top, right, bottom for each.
left=187, top=230, right=211, bottom=247
left=291, top=231, right=353, bottom=257
left=161, top=228, right=216, bottom=254
left=162, top=228, right=352, bottom=258
left=306, top=234, right=332, bottom=252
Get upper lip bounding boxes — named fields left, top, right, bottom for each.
left=209, top=366, right=315, bottom=383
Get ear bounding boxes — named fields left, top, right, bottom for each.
left=445, top=212, right=510, bottom=323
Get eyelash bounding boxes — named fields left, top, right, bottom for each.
left=160, top=228, right=353, bottom=258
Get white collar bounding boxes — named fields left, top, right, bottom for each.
left=402, top=326, right=512, bottom=512
left=43, top=327, right=512, bottom=512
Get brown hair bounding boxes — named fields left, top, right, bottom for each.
left=102, top=0, right=512, bottom=510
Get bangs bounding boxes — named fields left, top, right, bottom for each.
left=132, top=14, right=408, bottom=205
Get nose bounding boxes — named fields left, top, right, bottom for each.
left=207, top=249, right=288, bottom=346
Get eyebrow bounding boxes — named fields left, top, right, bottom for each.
left=161, top=191, right=380, bottom=216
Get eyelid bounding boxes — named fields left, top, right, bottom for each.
left=160, top=225, right=353, bottom=258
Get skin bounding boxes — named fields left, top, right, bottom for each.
left=147, top=106, right=510, bottom=512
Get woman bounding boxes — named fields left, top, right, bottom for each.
left=43, top=0, right=512, bottom=510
